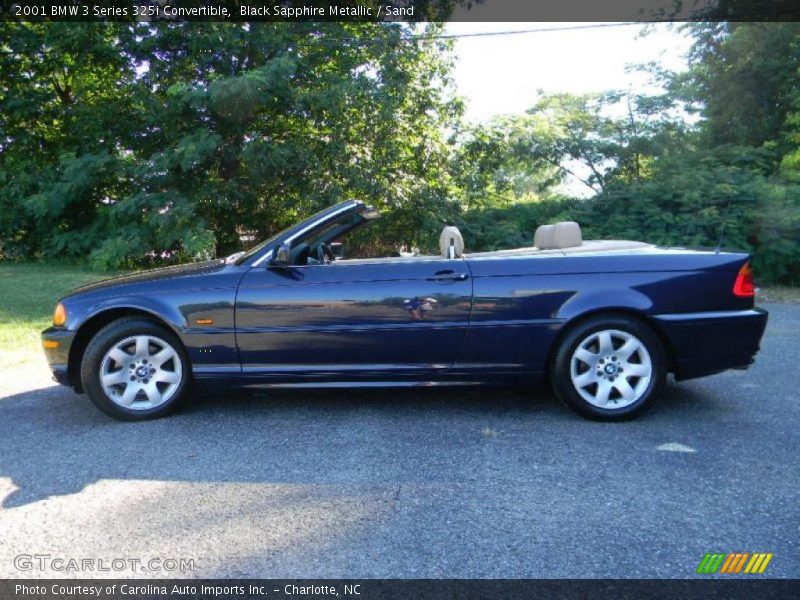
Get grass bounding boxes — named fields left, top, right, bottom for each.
left=757, top=286, right=800, bottom=304
left=0, top=262, right=119, bottom=368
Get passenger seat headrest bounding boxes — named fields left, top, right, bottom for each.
left=534, top=221, right=582, bottom=249
left=439, top=226, right=464, bottom=259
left=534, top=224, right=556, bottom=249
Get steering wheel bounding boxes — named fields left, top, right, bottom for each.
left=316, top=243, right=335, bottom=264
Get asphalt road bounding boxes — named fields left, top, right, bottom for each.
left=0, top=303, right=797, bottom=579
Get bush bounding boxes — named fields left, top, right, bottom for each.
left=456, top=198, right=583, bottom=251
left=457, top=151, right=800, bottom=285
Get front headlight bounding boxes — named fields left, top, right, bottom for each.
left=53, top=302, right=67, bottom=327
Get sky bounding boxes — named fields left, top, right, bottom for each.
left=445, top=22, right=694, bottom=123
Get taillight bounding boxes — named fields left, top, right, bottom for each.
left=733, top=262, right=755, bottom=297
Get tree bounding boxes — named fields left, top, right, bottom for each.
left=451, top=117, right=561, bottom=207
left=0, top=22, right=137, bottom=259
left=458, top=91, right=690, bottom=198
left=0, top=22, right=461, bottom=266
left=677, top=22, right=800, bottom=154
left=455, top=24, right=800, bottom=284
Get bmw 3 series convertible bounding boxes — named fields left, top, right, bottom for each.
left=42, top=199, right=768, bottom=421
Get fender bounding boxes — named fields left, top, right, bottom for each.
left=555, top=288, right=654, bottom=321
left=72, top=296, right=187, bottom=334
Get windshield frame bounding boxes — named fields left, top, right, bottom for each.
left=237, top=200, right=366, bottom=267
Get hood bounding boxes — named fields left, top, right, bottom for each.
left=64, top=260, right=229, bottom=298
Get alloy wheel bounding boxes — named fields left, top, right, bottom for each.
left=569, top=329, right=653, bottom=409
left=99, top=335, right=183, bottom=410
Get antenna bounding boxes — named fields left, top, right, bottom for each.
left=715, top=196, right=734, bottom=254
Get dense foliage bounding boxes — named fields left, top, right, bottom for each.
left=458, top=147, right=800, bottom=282
left=0, top=22, right=460, bottom=267
left=1, top=22, right=798, bottom=283
left=456, top=23, right=800, bottom=284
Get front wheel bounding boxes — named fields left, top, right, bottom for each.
left=549, top=315, right=667, bottom=421
left=81, top=318, right=190, bottom=421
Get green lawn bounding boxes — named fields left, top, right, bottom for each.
left=0, top=263, right=120, bottom=368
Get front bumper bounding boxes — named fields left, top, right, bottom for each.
left=652, top=308, right=768, bottom=381
left=41, top=327, right=76, bottom=387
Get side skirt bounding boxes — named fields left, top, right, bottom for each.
left=191, top=368, right=542, bottom=390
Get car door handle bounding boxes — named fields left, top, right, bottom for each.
left=428, top=270, right=469, bottom=281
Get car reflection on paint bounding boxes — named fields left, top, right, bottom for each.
left=404, top=297, right=438, bottom=320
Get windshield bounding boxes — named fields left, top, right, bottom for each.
left=230, top=226, right=289, bottom=265
left=230, top=201, right=363, bottom=265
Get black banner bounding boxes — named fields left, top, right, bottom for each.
left=3, top=579, right=800, bottom=600
left=1, top=0, right=799, bottom=23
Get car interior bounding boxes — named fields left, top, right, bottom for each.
left=286, top=207, right=650, bottom=266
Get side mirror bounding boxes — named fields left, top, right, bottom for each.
left=270, top=243, right=291, bottom=267
left=329, top=242, right=344, bottom=260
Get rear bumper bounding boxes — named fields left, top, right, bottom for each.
left=652, top=308, right=768, bottom=381
left=41, top=327, right=76, bottom=387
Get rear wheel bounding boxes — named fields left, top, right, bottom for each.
left=549, top=314, right=666, bottom=421
left=81, top=318, right=189, bottom=421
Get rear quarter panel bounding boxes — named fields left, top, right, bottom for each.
left=460, top=248, right=752, bottom=375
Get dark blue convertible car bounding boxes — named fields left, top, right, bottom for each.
left=42, top=200, right=767, bottom=421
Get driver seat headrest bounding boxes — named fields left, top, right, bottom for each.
left=439, top=226, right=464, bottom=259
left=534, top=221, right=582, bottom=249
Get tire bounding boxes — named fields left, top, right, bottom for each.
left=548, top=314, right=667, bottom=421
left=81, top=317, right=190, bottom=421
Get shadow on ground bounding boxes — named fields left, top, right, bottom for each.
left=0, top=377, right=724, bottom=509
left=1, top=303, right=797, bottom=578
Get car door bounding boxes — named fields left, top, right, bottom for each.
left=235, top=257, right=473, bottom=379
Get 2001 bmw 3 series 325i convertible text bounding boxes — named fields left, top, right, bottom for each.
left=42, top=200, right=768, bottom=421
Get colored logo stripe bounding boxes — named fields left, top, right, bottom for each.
left=697, top=552, right=773, bottom=574
left=720, top=553, right=749, bottom=573
left=697, top=553, right=725, bottom=574
left=744, top=553, right=773, bottom=574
